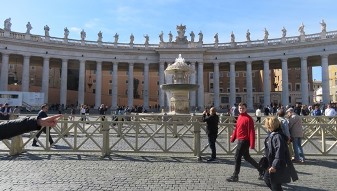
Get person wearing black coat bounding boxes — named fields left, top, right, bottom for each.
left=202, top=107, right=219, bottom=162
left=32, top=104, right=54, bottom=147
left=263, top=117, right=298, bottom=191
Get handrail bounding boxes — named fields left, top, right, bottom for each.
left=1, top=114, right=336, bottom=158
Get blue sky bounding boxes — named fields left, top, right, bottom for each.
left=2, top=0, right=335, bottom=81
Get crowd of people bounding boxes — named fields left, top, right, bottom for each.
left=1, top=101, right=334, bottom=190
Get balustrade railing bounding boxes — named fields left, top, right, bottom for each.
left=1, top=114, right=336, bottom=158
left=2, top=29, right=337, bottom=50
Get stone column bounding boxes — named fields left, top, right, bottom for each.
left=77, top=59, right=85, bottom=106
left=229, top=62, right=236, bottom=107
left=95, top=61, right=102, bottom=108
left=213, top=62, right=220, bottom=109
left=321, top=54, right=330, bottom=104
left=197, top=62, right=204, bottom=110
left=159, top=62, right=165, bottom=109
left=300, top=57, right=309, bottom=105
left=112, top=62, right=118, bottom=110
left=0, top=53, right=9, bottom=91
left=263, top=59, right=271, bottom=107
left=143, top=62, right=149, bottom=110
left=128, top=63, right=134, bottom=108
left=41, top=56, right=50, bottom=103
left=189, top=62, right=196, bottom=110
left=281, top=58, right=289, bottom=107
left=60, top=58, right=68, bottom=108
left=246, top=61, right=253, bottom=111
left=21, top=55, right=30, bottom=92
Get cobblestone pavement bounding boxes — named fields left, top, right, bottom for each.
left=0, top=153, right=336, bottom=191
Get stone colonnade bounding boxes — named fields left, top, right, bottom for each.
left=0, top=51, right=332, bottom=110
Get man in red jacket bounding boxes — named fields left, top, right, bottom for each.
left=226, top=102, right=264, bottom=182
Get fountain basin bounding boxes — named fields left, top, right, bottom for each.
left=160, top=84, right=199, bottom=91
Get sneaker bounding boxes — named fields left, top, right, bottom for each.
left=226, top=176, right=239, bottom=182
left=207, top=158, right=216, bottom=162
left=32, top=144, right=39, bottom=147
left=258, top=174, right=264, bottom=180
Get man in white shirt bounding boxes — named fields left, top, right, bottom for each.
left=324, top=104, right=336, bottom=118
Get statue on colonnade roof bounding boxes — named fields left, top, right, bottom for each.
left=214, top=33, right=219, bottom=43
left=114, top=33, right=119, bottom=43
left=98, top=31, right=103, bottom=41
left=264, top=28, right=269, bottom=40
left=246, top=29, right=251, bottom=41
left=144, top=34, right=149, bottom=45
left=298, top=23, right=305, bottom=35
left=80, top=29, right=86, bottom=40
left=159, top=31, right=164, bottom=43
left=190, top=31, right=195, bottom=42
left=320, top=19, right=326, bottom=32
left=168, top=31, right=173, bottom=42
left=64, top=27, right=69, bottom=39
left=282, top=27, right=287, bottom=38
left=176, top=24, right=186, bottom=39
left=231, top=31, right=235, bottom=42
left=4, top=18, right=12, bottom=31
left=198, top=31, right=203, bottom=43
left=44, top=25, right=50, bottom=37
left=26, top=22, right=32, bottom=34
left=130, top=33, right=134, bottom=44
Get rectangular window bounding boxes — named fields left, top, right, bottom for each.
left=109, top=89, right=112, bottom=95
left=209, top=72, right=214, bottom=79
left=295, top=83, right=301, bottom=91
left=109, top=80, right=112, bottom=84
left=236, top=72, right=239, bottom=77
left=221, top=96, right=229, bottom=103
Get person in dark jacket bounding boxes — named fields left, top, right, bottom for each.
left=32, top=104, right=54, bottom=147
left=202, top=107, right=219, bottom=162
left=263, top=117, right=298, bottom=191
left=0, top=114, right=62, bottom=141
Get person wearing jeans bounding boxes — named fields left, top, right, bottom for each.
left=286, top=108, right=305, bottom=163
left=202, top=107, right=219, bottom=162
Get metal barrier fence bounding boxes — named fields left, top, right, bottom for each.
left=1, top=114, right=336, bottom=158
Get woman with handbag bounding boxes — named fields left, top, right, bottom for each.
left=263, top=117, right=298, bottom=191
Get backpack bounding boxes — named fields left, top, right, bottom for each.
left=234, top=107, right=239, bottom=116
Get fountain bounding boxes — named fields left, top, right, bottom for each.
left=160, top=54, right=199, bottom=114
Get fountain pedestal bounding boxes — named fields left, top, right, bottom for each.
left=160, top=54, right=199, bottom=114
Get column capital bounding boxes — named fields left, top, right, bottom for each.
left=281, top=57, right=288, bottom=62
left=321, top=54, right=329, bottom=59
left=129, top=62, right=134, bottom=67
left=300, top=56, right=307, bottom=61
left=213, top=62, right=220, bottom=66
left=263, top=59, right=270, bottom=63
left=245, top=60, right=252, bottom=64
left=22, top=54, right=31, bottom=59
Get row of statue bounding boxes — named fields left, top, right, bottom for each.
left=3, top=18, right=328, bottom=44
